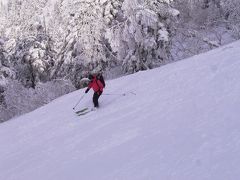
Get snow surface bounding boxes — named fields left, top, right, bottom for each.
left=1, top=41, right=240, bottom=180
left=0, top=0, right=7, bottom=5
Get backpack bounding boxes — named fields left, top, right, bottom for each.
left=97, top=74, right=105, bottom=88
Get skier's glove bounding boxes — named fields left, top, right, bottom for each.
left=85, top=88, right=89, bottom=93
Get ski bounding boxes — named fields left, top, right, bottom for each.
left=77, top=108, right=96, bottom=116
left=75, top=107, right=96, bottom=116
left=75, top=107, right=88, bottom=114
left=77, top=110, right=92, bottom=116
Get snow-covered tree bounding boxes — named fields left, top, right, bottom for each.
left=106, top=0, right=179, bottom=73
left=0, top=37, right=15, bottom=106
left=50, top=0, right=111, bottom=86
left=102, top=0, right=125, bottom=26
left=171, top=0, right=240, bottom=61
left=0, top=2, right=7, bottom=35
left=12, top=34, right=55, bottom=88
left=219, top=0, right=240, bottom=39
left=3, top=0, right=48, bottom=39
left=0, top=78, right=75, bottom=122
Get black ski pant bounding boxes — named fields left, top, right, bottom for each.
left=93, top=91, right=102, bottom=107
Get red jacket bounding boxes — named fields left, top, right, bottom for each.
left=88, top=76, right=104, bottom=93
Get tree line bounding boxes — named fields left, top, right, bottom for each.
left=0, top=0, right=239, bottom=122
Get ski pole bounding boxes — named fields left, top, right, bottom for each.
left=73, top=94, right=85, bottom=110
left=102, top=93, right=126, bottom=96
left=102, top=92, right=136, bottom=96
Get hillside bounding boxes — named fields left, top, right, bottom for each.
left=0, top=40, right=240, bottom=180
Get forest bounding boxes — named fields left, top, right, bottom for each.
left=0, top=0, right=240, bottom=122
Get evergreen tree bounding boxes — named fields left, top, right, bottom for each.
left=12, top=33, right=55, bottom=88
left=106, top=0, right=179, bottom=73
left=51, top=0, right=110, bottom=87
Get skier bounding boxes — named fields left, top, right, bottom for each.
left=85, top=72, right=105, bottom=108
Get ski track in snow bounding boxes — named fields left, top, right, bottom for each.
left=1, top=41, right=240, bottom=180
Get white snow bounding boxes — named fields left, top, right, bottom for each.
left=1, top=40, right=240, bottom=180
left=0, top=0, right=7, bottom=5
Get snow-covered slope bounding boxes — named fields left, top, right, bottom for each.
left=1, top=41, right=240, bottom=180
